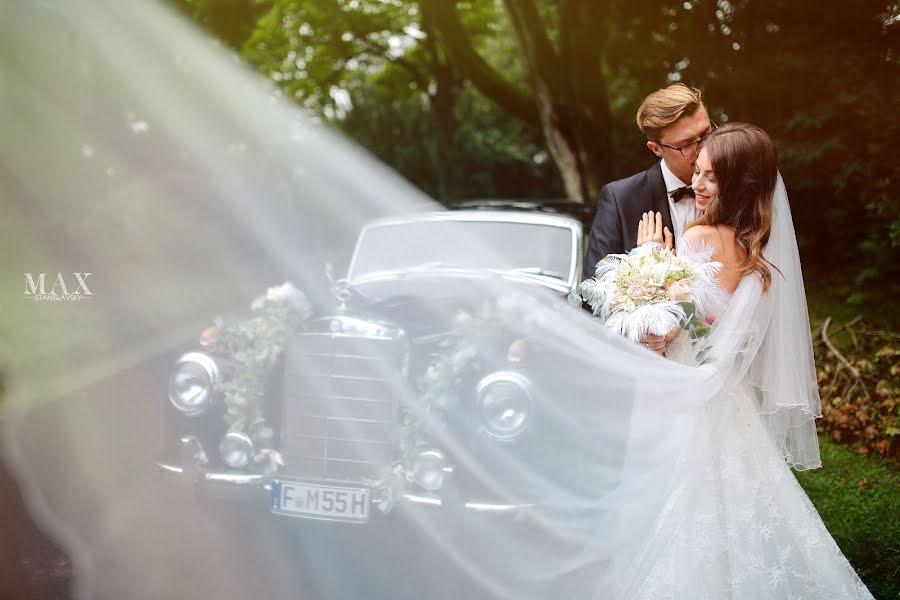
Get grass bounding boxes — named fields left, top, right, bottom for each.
left=797, top=436, right=900, bottom=599
left=802, top=278, right=900, bottom=599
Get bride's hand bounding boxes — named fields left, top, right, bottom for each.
left=637, top=211, right=673, bottom=250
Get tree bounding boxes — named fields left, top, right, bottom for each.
left=175, top=0, right=557, bottom=201
left=420, top=0, right=614, bottom=204
left=171, top=0, right=899, bottom=292
left=664, top=0, right=900, bottom=286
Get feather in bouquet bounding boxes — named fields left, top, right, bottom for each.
left=571, top=242, right=723, bottom=343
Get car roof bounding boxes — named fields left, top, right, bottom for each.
left=448, top=199, right=594, bottom=228
left=361, top=209, right=583, bottom=231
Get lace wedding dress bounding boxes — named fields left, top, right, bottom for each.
left=622, top=294, right=874, bottom=599
left=606, top=228, right=875, bottom=598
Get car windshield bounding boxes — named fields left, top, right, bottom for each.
left=349, top=218, right=575, bottom=283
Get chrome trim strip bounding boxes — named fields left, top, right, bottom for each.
left=205, top=471, right=266, bottom=486
left=284, top=456, right=391, bottom=466
left=156, top=460, right=534, bottom=514
left=400, top=493, right=534, bottom=514
left=268, top=510, right=370, bottom=524
left=297, top=374, right=398, bottom=383
left=401, top=492, right=442, bottom=507
left=288, top=394, right=396, bottom=404
left=156, top=461, right=184, bottom=475
left=156, top=460, right=265, bottom=486
left=463, top=501, right=535, bottom=513
left=286, top=433, right=394, bottom=444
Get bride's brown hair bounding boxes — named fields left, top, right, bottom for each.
left=694, top=122, right=779, bottom=291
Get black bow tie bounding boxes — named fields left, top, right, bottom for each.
left=670, top=185, right=695, bottom=203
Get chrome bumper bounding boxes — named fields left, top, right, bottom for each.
left=156, top=436, right=535, bottom=518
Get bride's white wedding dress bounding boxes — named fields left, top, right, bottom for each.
left=599, top=191, right=874, bottom=598
left=611, top=286, right=874, bottom=599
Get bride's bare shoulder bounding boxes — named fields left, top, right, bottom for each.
left=684, top=225, right=717, bottom=242
left=682, top=225, right=720, bottom=248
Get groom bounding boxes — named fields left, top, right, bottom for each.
left=583, top=84, right=714, bottom=353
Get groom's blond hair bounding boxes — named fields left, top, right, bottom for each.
left=636, top=84, right=706, bottom=141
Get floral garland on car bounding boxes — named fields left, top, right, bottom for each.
left=205, top=282, right=312, bottom=474
left=365, top=292, right=556, bottom=513
left=200, top=281, right=561, bottom=505
left=365, top=314, right=484, bottom=513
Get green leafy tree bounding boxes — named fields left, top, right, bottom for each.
left=172, top=0, right=898, bottom=292
left=661, top=0, right=899, bottom=288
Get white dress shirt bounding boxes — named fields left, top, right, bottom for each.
left=660, top=159, right=699, bottom=243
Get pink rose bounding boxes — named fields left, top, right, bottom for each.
left=626, top=285, right=644, bottom=299
left=506, top=338, right=527, bottom=362
left=198, top=324, right=219, bottom=346
left=669, top=280, right=692, bottom=301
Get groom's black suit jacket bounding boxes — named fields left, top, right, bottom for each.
left=583, top=162, right=675, bottom=280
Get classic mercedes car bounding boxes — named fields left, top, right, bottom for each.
left=156, top=208, right=617, bottom=596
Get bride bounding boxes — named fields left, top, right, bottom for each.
left=615, top=122, right=875, bottom=599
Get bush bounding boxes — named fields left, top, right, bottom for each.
left=814, top=317, right=900, bottom=459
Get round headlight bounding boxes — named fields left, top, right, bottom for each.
left=219, top=432, right=254, bottom=469
left=168, top=352, right=220, bottom=416
left=476, top=372, right=532, bottom=440
left=412, top=450, right=446, bottom=492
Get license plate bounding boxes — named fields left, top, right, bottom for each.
left=272, top=480, right=370, bottom=523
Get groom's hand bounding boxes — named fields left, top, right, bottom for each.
left=639, top=333, right=666, bottom=355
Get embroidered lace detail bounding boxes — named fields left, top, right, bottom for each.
left=622, top=387, right=874, bottom=598
left=611, top=236, right=875, bottom=599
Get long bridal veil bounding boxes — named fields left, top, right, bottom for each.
left=702, top=175, right=822, bottom=469
left=1, top=1, right=820, bottom=599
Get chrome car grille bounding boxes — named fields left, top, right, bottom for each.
left=280, top=327, right=405, bottom=483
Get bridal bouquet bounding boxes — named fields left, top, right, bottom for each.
left=571, top=242, right=721, bottom=343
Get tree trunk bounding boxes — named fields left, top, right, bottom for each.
left=501, top=0, right=613, bottom=203
left=420, top=12, right=463, bottom=202
left=419, top=0, right=614, bottom=204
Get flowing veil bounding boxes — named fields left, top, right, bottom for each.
left=700, top=174, right=822, bottom=470
left=1, top=1, right=822, bottom=599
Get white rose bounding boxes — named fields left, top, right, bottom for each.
left=266, top=282, right=291, bottom=302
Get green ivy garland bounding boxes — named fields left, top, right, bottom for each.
left=207, top=283, right=312, bottom=474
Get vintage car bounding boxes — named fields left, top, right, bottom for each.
left=156, top=208, right=618, bottom=596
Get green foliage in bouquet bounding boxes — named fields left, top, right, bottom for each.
left=677, top=301, right=712, bottom=340
left=674, top=300, right=714, bottom=366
